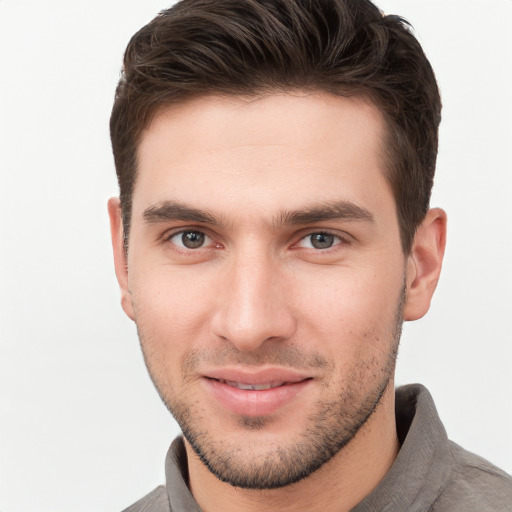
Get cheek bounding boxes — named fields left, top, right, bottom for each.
left=292, top=267, right=403, bottom=356
left=129, top=267, right=216, bottom=353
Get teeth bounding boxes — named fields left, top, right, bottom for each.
left=220, top=379, right=285, bottom=390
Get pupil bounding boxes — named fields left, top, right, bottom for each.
left=311, top=233, right=334, bottom=249
left=182, top=231, right=205, bottom=249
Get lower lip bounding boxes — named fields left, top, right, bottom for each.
left=203, top=378, right=312, bottom=417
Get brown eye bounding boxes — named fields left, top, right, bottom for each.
left=182, top=231, right=205, bottom=248
left=170, top=230, right=208, bottom=249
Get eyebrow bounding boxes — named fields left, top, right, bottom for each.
left=143, top=201, right=219, bottom=225
left=142, top=199, right=374, bottom=228
left=276, top=200, right=375, bottom=227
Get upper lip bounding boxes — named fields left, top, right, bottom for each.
left=203, top=367, right=311, bottom=386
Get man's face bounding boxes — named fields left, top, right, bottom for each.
left=120, top=93, right=409, bottom=488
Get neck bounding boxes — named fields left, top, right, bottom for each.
left=185, top=382, right=399, bottom=512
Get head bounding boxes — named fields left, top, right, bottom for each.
left=108, top=0, right=446, bottom=492
left=110, top=0, right=441, bottom=255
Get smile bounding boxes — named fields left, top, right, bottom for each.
left=217, top=379, right=287, bottom=391
left=202, top=370, right=313, bottom=416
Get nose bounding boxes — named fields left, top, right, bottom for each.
left=211, top=247, right=297, bottom=351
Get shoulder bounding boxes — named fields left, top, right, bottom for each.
left=433, top=442, right=512, bottom=511
left=121, top=486, right=170, bottom=512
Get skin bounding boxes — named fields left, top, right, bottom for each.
left=109, top=92, right=446, bottom=512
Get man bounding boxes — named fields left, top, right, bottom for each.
left=108, top=0, right=512, bottom=510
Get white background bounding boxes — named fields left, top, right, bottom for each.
left=0, top=1, right=511, bottom=511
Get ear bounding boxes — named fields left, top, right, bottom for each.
left=107, top=197, right=135, bottom=321
left=403, top=208, right=447, bottom=321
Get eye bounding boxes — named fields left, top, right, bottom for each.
left=297, top=232, right=342, bottom=250
left=168, top=230, right=211, bottom=249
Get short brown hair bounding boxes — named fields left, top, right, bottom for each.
left=110, top=0, right=441, bottom=253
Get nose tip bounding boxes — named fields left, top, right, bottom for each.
left=215, top=329, right=279, bottom=353
left=210, top=256, right=297, bottom=352
left=213, top=310, right=295, bottom=352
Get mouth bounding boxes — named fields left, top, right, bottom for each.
left=212, top=379, right=292, bottom=391
left=201, top=369, right=313, bottom=417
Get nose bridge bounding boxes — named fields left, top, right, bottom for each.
left=212, top=241, right=295, bottom=350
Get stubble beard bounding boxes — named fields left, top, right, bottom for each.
left=138, top=287, right=404, bottom=490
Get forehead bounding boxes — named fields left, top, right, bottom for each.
left=133, top=92, right=394, bottom=222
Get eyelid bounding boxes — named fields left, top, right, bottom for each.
left=173, top=230, right=212, bottom=249
left=161, top=224, right=208, bottom=239
left=161, top=227, right=218, bottom=249
left=293, top=229, right=352, bottom=250
left=159, top=226, right=351, bottom=252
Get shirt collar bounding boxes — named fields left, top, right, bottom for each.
left=163, top=384, right=453, bottom=512
left=351, top=384, right=453, bottom=512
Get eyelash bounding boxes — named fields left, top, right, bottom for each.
left=162, top=228, right=349, bottom=254
left=162, top=229, right=219, bottom=253
left=294, top=231, right=346, bottom=251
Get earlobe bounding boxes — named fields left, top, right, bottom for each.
left=107, top=197, right=135, bottom=321
left=403, top=208, right=447, bottom=321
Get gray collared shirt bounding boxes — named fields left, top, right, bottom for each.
left=122, top=384, right=512, bottom=512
